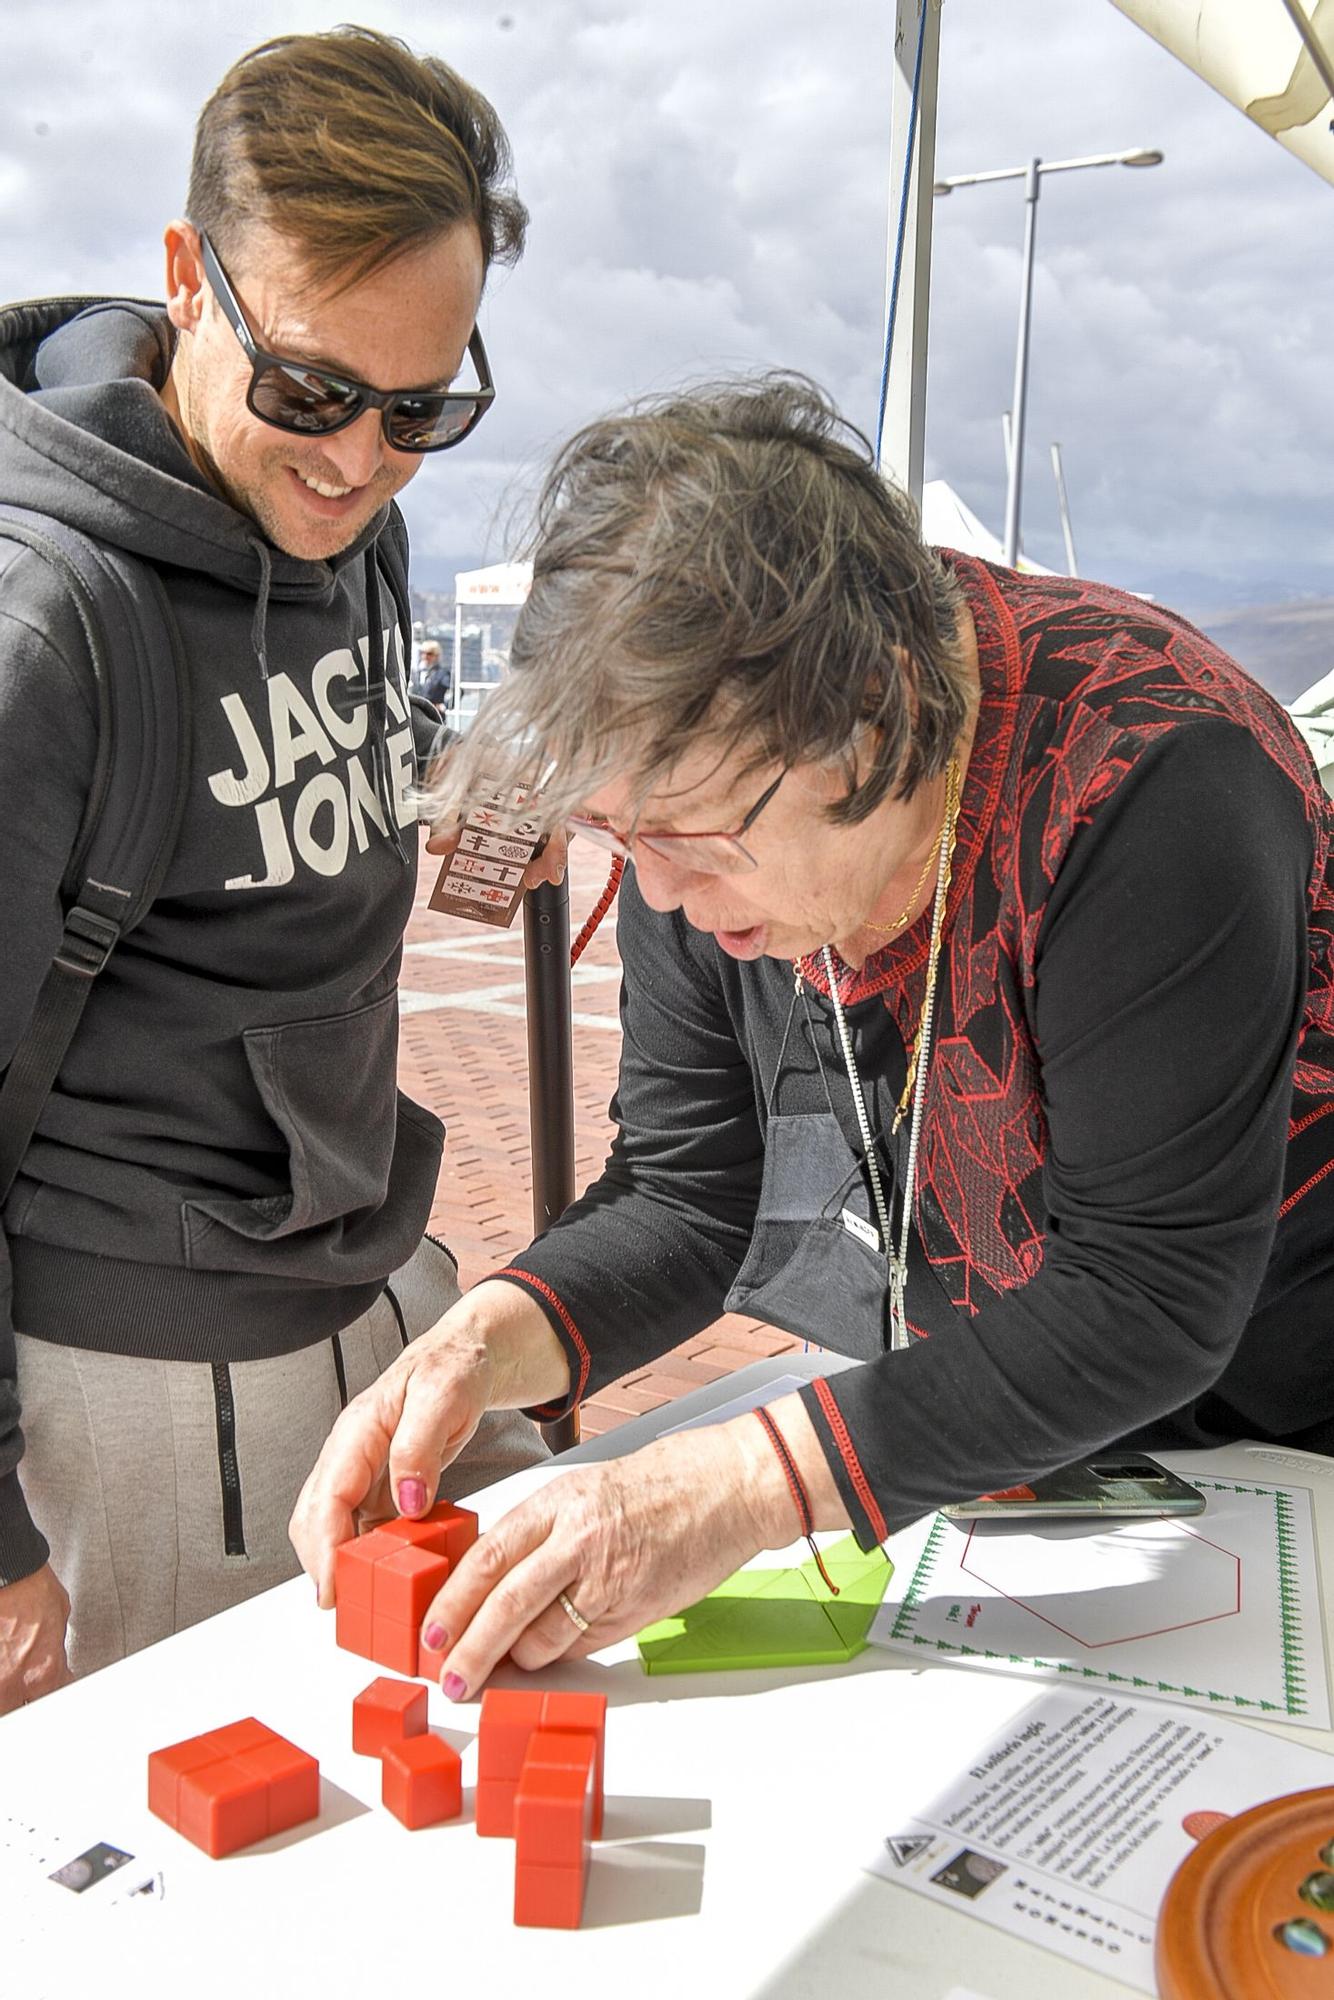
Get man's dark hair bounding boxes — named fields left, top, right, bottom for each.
left=187, top=25, right=527, bottom=286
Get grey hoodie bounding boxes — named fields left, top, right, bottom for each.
left=0, top=298, right=445, bottom=1581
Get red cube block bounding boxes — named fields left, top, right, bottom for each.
left=334, top=1527, right=398, bottom=1611
left=475, top=1777, right=519, bottom=1838
left=147, top=1731, right=235, bottom=1825
left=335, top=1596, right=374, bottom=1661
left=177, top=1761, right=269, bottom=1859
left=148, top=1720, right=320, bottom=1858
left=374, top=1546, right=450, bottom=1626
left=370, top=1617, right=422, bottom=1678
left=381, top=1735, right=462, bottom=1830
left=478, top=1688, right=545, bottom=1783
left=540, top=1692, right=607, bottom=1838
left=352, top=1678, right=428, bottom=1757
left=514, top=1861, right=587, bottom=1929
left=516, top=1731, right=596, bottom=1871
left=422, top=1501, right=479, bottom=1567
left=231, top=1737, right=321, bottom=1836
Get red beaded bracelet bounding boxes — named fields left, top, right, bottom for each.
left=754, top=1407, right=839, bottom=1596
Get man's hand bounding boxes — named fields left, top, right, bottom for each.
left=0, top=1563, right=72, bottom=1715
left=289, top=1280, right=570, bottom=1607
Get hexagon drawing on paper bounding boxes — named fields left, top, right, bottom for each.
left=958, top=1517, right=1241, bottom=1649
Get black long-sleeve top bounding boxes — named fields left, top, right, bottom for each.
left=496, top=557, right=1334, bottom=1547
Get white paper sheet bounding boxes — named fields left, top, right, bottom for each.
left=870, top=1471, right=1330, bottom=1728
left=868, top=1687, right=1334, bottom=1992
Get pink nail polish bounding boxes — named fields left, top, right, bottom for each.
left=423, top=1623, right=447, bottom=1652
left=397, top=1477, right=426, bottom=1516
left=442, top=1671, right=467, bottom=1701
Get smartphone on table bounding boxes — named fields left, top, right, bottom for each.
left=941, top=1450, right=1206, bottom=1521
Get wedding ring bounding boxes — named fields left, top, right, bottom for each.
left=556, top=1588, right=590, bottom=1634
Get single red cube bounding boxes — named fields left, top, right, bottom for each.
left=514, top=1861, right=587, bottom=1929
left=352, top=1678, right=428, bottom=1757
left=381, top=1735, right=462, bottom=1830
left=177, top=1760, right=270, bottom=1858
left=422, top=1501, right=479, bottom=1568
left=335, top=1596, right=374, bottom=1661
left=370, top=1616, right=421, bottom=1678
left=231, top=1736, right=321, bottom=1836
left=478, top=1687, right=546, bottom=1783
left=147, top=1731, right=233, bottom=1826
left=374, top=1546, right=450, bottom=1626
left=475, top=1777, right=519, bottom=1838
left=334, top=1527, right=398, bottom=1611
left=515, top=1731, right=596, bottom=1871
left=541, top=1690, right=607, bottom=1837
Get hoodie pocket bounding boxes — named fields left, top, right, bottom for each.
left=181, top=991, right=443, bottom=1274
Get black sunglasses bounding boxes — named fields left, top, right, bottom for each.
left=197, top=231, right=494, bottom=454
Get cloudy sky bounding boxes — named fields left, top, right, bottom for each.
left=5, top=0, right=1332, bottom=613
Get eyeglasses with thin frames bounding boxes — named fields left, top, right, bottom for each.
left=567, top=770, right=786, bottom=874
left=197, top=231, right=494, bottom=454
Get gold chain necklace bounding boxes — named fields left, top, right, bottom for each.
left=792, top=752, right=964, bottom=1349
left=892, top=755, right=962, bottom=1133
left=792, top=752, right=964, bottom=1134
left=863, top=758, right=960, bottom=939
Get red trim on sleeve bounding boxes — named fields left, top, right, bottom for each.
left=1278, top=1155, right=1334, bottom=1219
left=493, top=1268, right=591, bottom=1408
left=812, top=1377, right=889, bottom=1544
left=1289, top=1101, right=1334, bottom=1141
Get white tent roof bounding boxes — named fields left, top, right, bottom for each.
left=454, top=561, right=532, bottom=607
left=1110, top=0, right=1334, bottom=189
left=921, top=479, right=1056, bottom=574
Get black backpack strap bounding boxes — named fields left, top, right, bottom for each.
left=0, top=507, right=192, bottom=1203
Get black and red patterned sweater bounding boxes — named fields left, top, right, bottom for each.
left=498, top=554, right=1334, bottom=1548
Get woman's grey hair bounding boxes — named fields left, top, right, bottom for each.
left=427, top=373, right=972, bottom=832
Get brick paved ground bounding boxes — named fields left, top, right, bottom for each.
left=397, top=836, right=804, bottom=1438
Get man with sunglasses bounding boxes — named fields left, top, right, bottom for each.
left=0, top=27, right=550, bottom=1713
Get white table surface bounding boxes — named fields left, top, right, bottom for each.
left=7, top=1353, right=1334, bottom=2000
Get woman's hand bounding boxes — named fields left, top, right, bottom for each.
left=419, top=1416, right=792, bottom=1700
left=289, top=1280, right=569, bottom=1607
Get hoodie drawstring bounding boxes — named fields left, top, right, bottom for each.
left=247, top=534, right=273, bottom=680
left=363, top=547, right=410, bottom=868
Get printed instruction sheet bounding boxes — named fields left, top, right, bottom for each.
left=870, top=1471, right=1330, bottom=1728
left=868, top=1686, right=1334, bottom=1992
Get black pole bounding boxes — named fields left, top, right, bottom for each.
left=524, top=876, right=579, bottom=1453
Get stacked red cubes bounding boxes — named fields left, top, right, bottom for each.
left=478, top=1688, right=608, bottom=1928
left=148, top=1718, right=319, bottom=1858
left=334, top=1502, right=477, bottom=1678
left=351, top=1676, right=463, bottom=1831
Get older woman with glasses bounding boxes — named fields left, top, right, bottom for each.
left=291, top=376, right=1334, bottom=1702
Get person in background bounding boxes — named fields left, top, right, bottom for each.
left=0, top=25, right=555, bottom=1714
left=420, top=638, right=451, bottom=711
left=292, top=375, right=1334, bottom=1703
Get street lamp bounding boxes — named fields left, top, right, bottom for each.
left=934, top=147, right=1164, bottom=568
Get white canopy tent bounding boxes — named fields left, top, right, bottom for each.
left=449, top=560, right=532, bottom=731
left=921, top=479, right=1056, bottom=574
left=1108, top=0, right=1334, bottom=189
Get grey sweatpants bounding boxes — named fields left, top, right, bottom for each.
left=14, top=1236, right=548, bottom=1678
